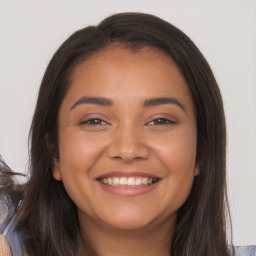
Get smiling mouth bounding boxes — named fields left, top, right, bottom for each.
left=98, top=177, right=160, bottom=186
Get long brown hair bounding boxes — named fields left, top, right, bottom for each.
left=16, top=12, right=232, bottom=255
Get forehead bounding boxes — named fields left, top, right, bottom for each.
left=65, top=44, right=194, bottom=113
left=72, top=44, right=182, bottom=80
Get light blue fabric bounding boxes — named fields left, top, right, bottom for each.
left=0, top=195, right=24, bottom=256
left=235, top=246, right=256, bottom=256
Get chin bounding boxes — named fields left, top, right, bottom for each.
left=97, top=206, right=159, bottom=231
left=103, top=216, right=152, bottom=231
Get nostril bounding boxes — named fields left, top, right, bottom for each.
left=107, top=145, right=149, bottom=162
left=106, top=127, right=150, bottom=162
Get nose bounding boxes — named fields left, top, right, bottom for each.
left=107, top=125, right=149, bottom=162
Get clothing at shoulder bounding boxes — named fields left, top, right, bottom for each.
left=235, top=246, right=256, bottom=256
left=0, top=161, right=25, bottom=256
left=0, top=192, right=24, bottom=256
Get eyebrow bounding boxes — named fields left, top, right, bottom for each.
left=70, top=97, right=113, bottom=110
left=70, top=96, right=186, bottom=112
left=143, top=97, right=186, bottom=111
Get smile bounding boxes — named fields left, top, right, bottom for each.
left=98, top=177, right=160, bottom=186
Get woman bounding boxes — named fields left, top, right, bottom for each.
left=0, top=12, right=255, bottom=256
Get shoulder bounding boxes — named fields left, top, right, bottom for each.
left=234, top=246, right=256, bottom=256
left=0, top=181, right=24, bottom=255
left=0, top=159, right=28, bottom=256
left=0, top=194, right=24, bottom=256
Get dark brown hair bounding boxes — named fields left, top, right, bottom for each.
left=16, top=12, right=232, bottom=255
left=0, top=156, right=24, bottom=203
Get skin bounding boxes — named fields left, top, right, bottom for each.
left=53, top=44, right=199, bottom=256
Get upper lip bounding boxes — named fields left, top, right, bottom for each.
left=95, top=171, right=160, bottom=179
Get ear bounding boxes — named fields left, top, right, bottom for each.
left=194, top=163, right=200, bottom=176
left=52, top=158, right=62, bottom=181
left=45, top=133, right=62, bottom=181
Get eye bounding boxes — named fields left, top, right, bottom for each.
left=147, top=118, right=176, bottom=126
left=79, top=118, right=108, bottom=126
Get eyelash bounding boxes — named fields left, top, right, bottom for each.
left=79, top=117, right=176, bottom=126
left=79, top=118, right=108, bottom=126
left=146, top=118, right=176, bottom=126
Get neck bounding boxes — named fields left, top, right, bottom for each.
left=77, top=213, right=176, bottom=256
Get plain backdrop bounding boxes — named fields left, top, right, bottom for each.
left=0, top=0, right=255, bottom=246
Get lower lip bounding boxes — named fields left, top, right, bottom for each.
left=96, top=180, right=161, bottom=197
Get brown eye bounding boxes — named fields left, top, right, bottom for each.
left=147, top=118, right=176, bottom=126
left=79, top=118, right=108, bottom=126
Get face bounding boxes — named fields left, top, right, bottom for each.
left=53, top=45, right=199, bottom=232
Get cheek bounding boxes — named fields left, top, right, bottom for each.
left=56, top=129, right=107, bottom=215
left=57, top=129, right=105, bottom=200
left=153, top=126, right=197, bottom=172
left=150, top=127, right=197, bottom=209
left=58, top=128, right=106, bottom=172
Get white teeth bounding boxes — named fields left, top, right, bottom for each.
left=127, top=177, right=136, bottom=185
left=142, top=177, right=148, bottom=185
left=120, top=177, right=128, bottom=185
left=135, top=177, right=142, bottom=185
left=112, top=177, right=119, bottom=185
left=107, top=177, right=112, bottom=185
left=100, top=177, right=158, bottom=186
